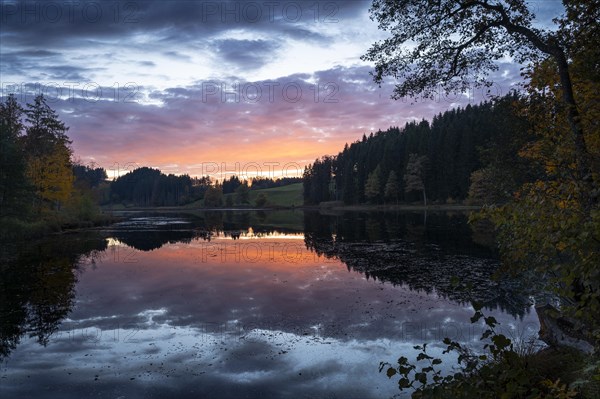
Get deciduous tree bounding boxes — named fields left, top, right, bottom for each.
left=26, top=143, right=73, bottom=210
left=23, top=95, right=73, bottom=212
left=362, top=0, right=594, bottom=189
left=364, top=165, right=381, bottom=203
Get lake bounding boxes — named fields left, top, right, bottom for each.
left=0, top=210, right=540, bottom=398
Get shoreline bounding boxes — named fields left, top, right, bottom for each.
left=2, top=203, right=482, bottom=242
left=101, top=203, right=483, bottom=213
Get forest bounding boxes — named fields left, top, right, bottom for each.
left=302, top=93, right=535, bottom=205
left=0, top=96, right=301, bottom=234
left=108, top=167, right=301, bottom=207
left=0, top=94, right=112, bottom=238
left=357, top=0, right=600, bottom=397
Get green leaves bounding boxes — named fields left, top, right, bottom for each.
left=379, top=307, right=583, bottom=398
left=470, top=311, right=483, bottom=323
left=484, top=316, right=498, bottom=327
left=398, top=377, right=411, bottom=389
left=415, top=372, right=427, bottom=385
left=491, top=334, right=512, bottom=351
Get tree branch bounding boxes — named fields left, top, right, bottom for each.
left=447, top=21, right=502, bottom=76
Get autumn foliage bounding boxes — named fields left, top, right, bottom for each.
left=0, top=94, right=103, bottom=234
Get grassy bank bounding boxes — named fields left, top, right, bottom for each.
left=246, top=183, right=304, bottom=207
left=0, top=212, right=117, bottom=242
left=107, top=182, right=485, bottom=212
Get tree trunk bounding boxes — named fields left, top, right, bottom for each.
left=536, top=304, right=595, bottom=354
left=422, top=188, right=427, bottom=207
left=498, top=19, right=593, bottom=203
left=555, top=52, right=592, bottom=189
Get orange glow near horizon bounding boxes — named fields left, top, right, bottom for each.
left=79, top=133, right=351, bottom=179
left=106, top=235, right=342, bottom=274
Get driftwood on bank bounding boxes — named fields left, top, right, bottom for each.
left=536, top=304, right=596, bottom=354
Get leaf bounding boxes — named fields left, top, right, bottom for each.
left=470, top=311, right=483, bottom=323
left=398, top=377, right=411, bottom=389
left=492, top=334, right=511, bottom=350
left=386, top=368, right=397, bottom=378
left=481, top=329, right=493, bottom=340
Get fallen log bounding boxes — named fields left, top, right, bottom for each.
left=536, top=304, right=595, bottom=355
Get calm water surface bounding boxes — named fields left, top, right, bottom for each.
left=0, top=210, right=539, bottom=398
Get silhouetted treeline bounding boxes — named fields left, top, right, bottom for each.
left=222, top=175, right=243, bottom=194
left=110, top=167, right=204, bottom=206
left=250, top=177, right=302, bottom=190
left=73, top=164, right=107, bottom=189
left=222, top=176, right=301, bottom=194
left=303, top=94, right=532, bottom=205
left=110, top=168, right=302, bottom=207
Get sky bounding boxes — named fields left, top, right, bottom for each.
left=0, top=0, right=564, bottom=179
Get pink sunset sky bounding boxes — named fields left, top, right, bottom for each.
left=0, top=0, right=562, bottom=179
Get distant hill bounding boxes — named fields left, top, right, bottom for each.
left=227, top=183, right=303, bottom=207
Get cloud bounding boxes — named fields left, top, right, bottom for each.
left=0, top=49, right=62, bottom=58
left=0, top=0, right=380, bottom=88
left=137, top=60, right=156, bottom=67
left=0, top=0, right=543, bottom=175
left=0, top=61, right=525, bottom=175
left=212, top=39, right=281, bottom=70
left=0, top=1, right=358, bottom=47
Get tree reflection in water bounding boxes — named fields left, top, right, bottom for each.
left=0, top=234, right=107, bottom=358
left=302, top=211, right=532, bottom=318
left=1, top=210, right=533, bottom=361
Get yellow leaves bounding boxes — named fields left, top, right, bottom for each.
left=27, top=143, right=73, bottom=209
left=534, top=181, right=546, bottom=190
left=536, top=379, right=578, bottom=399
